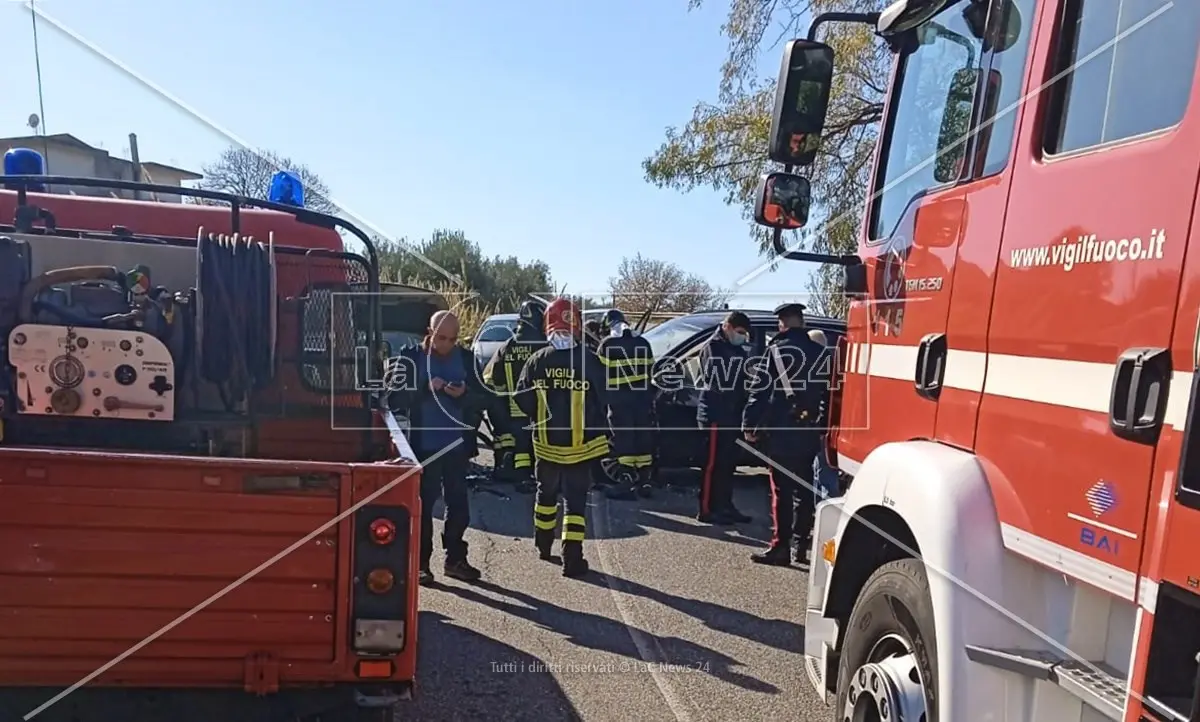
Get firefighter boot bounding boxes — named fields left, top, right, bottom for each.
left=534, top=528, right=557, bottom=563
left=561, top=541, right=590, bottom=578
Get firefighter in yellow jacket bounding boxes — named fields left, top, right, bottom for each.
left=515, top=296, right=610, bottom=577
left=483, top=299, right=546, bottom=494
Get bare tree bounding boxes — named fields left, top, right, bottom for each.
left=609, top=254, right=731, bottom=314
left=197, top=147, right=338, bottom=215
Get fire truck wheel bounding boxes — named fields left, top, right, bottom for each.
left=834, top=558, right=937, bottom=722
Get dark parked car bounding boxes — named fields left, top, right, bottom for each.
left=644, top=309, right=847, bottom=469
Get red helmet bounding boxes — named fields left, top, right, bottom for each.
left=544, top=297, right=581, bottom=336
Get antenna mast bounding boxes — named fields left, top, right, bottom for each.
left=29, top=0, right=50, bottom=171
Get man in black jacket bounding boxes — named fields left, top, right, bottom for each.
left=742, top=302, right=830, bottom=566
left=695, top=310, right=754, bottom=525
left=386, top=310, right=485, bottom=586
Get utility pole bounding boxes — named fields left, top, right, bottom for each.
left=128, top=133, right=143, bottom=200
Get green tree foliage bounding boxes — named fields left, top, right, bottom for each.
left=376, top=230, right=553, bottom=312
left=609, top=253, right=732, bottom=314
left=644, top=0, right=890, bottom=318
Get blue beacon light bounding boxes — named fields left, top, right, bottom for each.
left=3, top=148, right=46, bottom=192
left=268, top=170, right=305, bottom=208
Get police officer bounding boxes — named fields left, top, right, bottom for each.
left=742, top=302, right=831, bottom=565
left=483, top=299, right=546, bottom=494
left=596, top=309, right=656, bottom=500
left=515, top=297, right=610, bottom=578
left=695, top=311, right=754, bottom=525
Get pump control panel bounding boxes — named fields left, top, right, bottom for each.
left=7, top=324, right=176, bottom=422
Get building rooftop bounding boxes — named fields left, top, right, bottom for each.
left=1, top=133, right=201, bottom=180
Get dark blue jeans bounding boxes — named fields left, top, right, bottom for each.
left=417, top=445, right=471, bottom=567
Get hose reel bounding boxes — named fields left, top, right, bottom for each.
left=195, top=228, right=278, bottom=409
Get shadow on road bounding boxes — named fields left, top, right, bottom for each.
left=440, top=580, right=779, bottom=695
left=575, top=572, right=804, bottom=654
left=462, top=465, right=777, bottom=547
left=410, top=610, right=581, bottom=722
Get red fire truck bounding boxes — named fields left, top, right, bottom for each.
left=752, top=0, right=1200, bottom=720
left=0, top=152, right=422, bottom=722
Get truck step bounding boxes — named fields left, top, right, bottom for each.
left=964, top=645, right=1126, bottom=720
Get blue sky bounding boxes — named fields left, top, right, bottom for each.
left=2, top=0, right=811, bottom=308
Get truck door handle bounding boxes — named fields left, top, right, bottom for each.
left=914, top=333, right=947, bottom=401
left=1108, top=346, right=1170, bottom=445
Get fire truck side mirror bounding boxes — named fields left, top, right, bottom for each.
left=753, top=172, right=811, bottom=230
left=767, top=40, right=835, bottom=167
left=844, top=263, right=868, bottom=297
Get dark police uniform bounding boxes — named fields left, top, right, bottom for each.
left=483, top=307, right=546, bottom=493
left=515, top=343, right=610, bottom=577
left=695, top=314, right=753, bottom=524
left=742, top=303, right=832, bottom=565
left=597, top=324, right=655, bottom=498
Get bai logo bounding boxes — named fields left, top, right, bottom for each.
left=1080, top=526, right=1120, bottom=556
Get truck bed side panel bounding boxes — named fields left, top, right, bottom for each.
left=0, top=448, right=341, bottom=682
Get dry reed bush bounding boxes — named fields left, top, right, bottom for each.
left=413, top=278, right=499, bottom=346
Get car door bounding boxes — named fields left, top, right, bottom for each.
left=652, top=328, right=714, bottom=467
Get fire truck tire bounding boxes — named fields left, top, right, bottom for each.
left=834, top=558, right=937, bottom=722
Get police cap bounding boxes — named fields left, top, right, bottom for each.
left=773, top=302, right=807, bottom=318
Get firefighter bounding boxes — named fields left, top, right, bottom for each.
left=483, top=299, right=546, bottom=494
left=742, top=302, right=830, bottom=566
left=515, top=297, right=610, bottom=578
left=596, top=309, right=656, bottom=500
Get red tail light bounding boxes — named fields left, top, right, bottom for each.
left=369, top=518, right=396, bottom=545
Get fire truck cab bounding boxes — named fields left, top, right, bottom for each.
left=754, top=0, right=1200, bottom=721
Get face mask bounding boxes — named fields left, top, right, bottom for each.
left=728, top=330, right=748, bottom=346
left=609, top=322, right=629, bottom=337
left=548, top=331, right=575, bottom=350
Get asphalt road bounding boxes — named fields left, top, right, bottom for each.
left=406, top=452, right=831, bottom=722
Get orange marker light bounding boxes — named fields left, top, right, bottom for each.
left=356, top=659, right=395, bottom=678
left=366, top=568, right=395, bottom=594
left=822, top=539, right=837, bottom=564
left=369, top=518, right=396, bottom=545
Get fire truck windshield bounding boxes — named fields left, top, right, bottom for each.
left=870, top=1, right=983, bottom=240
